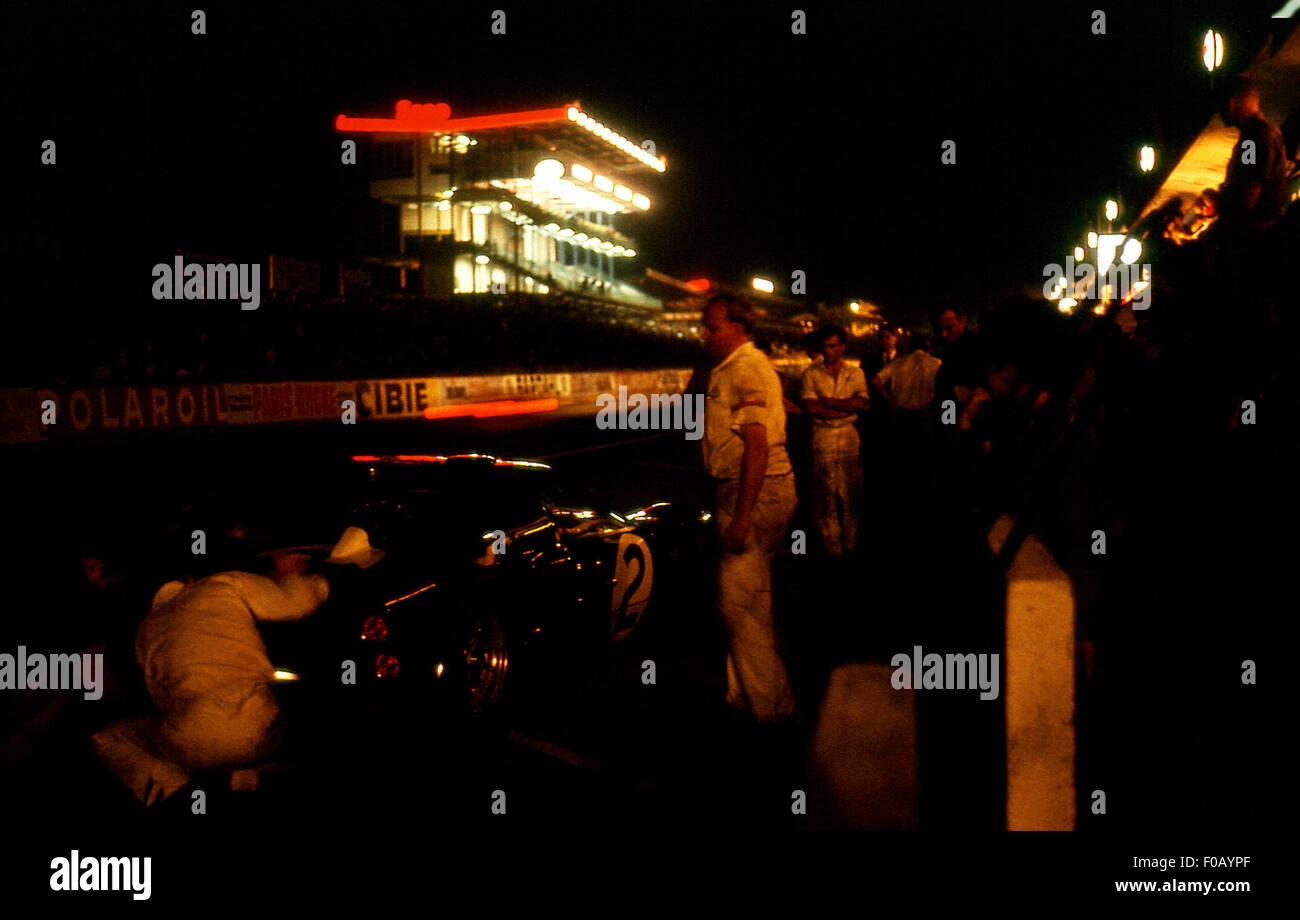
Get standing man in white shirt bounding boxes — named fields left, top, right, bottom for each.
left=874, top=332, right=943, bottom=416
left=800, top=325, right=869, bottom=556
left=700, top=294, right=798, bottom=725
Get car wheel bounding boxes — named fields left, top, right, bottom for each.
left=462, top=610, right=509, bottom=714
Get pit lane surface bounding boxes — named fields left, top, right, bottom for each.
left=0, top=412, right=845, bottom=833
left=0, top=400, right=1275, bottom=882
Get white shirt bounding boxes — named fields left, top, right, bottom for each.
left=877, top=351, right=943, bottom=410
left=704, top=341, right=792, bottom=480
left=137, top=571, right=329, bottom=703
left=800, top=361, right=869, bottom=428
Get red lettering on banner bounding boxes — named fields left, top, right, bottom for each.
left=100, top=389, right=120, bottom=429
left=176, top=387, right=196, bottom=425
left=123, top=389, right=144, bottom=428
left=70, top=391, right=93, bottom=430
left=213, top=386, right=228, bottom=423
left=151, top=388, right=169, bottom=426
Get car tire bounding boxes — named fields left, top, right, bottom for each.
left=462, top=609, right=509, bottom=715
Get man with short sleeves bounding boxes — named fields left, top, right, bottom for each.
left=800, top=325, right=868, bottom=555
left=701, top=295, right=797, bottom=724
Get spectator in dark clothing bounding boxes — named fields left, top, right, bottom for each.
left=933, top=305, right=982, bottom=409
left=862, top=327, right=900, bottom=379
left=956, top=349, right=1055, bottom=530
left=1215, top=74, right=1291, bottom=235
left=861, top=326, right=900, bottom=466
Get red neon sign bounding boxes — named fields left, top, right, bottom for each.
left=336, top=100, right=579, bottom=134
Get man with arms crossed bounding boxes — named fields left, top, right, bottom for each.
left=801, top=324, right=868, bottom=555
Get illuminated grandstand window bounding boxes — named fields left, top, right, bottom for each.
left=453, top=204, right=469, bottom=242
left=454, top=256, right=474, bottom=293
left=490, top=218, right=509, bottom=251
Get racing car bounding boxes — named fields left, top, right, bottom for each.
left=259, top=453, right=711, bottom=717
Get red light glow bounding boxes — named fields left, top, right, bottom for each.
left=336, top=100, right=577, bottom=134
left=422, top=398, right=559, bottom=420
left=375, top=654, right=400, bottom=679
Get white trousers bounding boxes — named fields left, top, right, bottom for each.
left=810, top=424, right=863, bottom=555
left=92, top=682, right=283, bottom=805
left=715, top=473, right=798, bottom=723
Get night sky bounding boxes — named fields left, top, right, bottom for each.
left=2, top=0, right=1287, bottom=327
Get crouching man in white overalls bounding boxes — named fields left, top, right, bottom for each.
left=92, top=527, right=382, bottom=806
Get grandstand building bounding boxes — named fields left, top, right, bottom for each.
left=336, top=100, right=665, bottom=307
